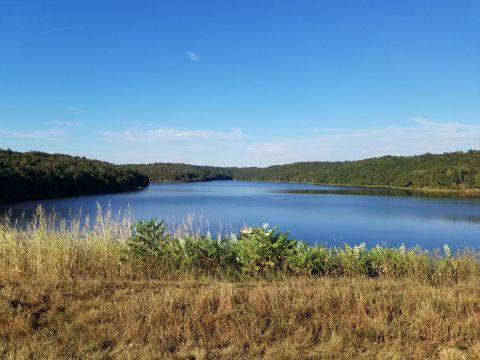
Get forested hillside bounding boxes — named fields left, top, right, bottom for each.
left=128, top=163, right=232, bottom=182
left=232, top=151, right=480, bottom=189
left=135, top=151, right=480, bottom=190
left=2, top=150, right=479, bottom=203
left=0, top=149, right=149, bottom=203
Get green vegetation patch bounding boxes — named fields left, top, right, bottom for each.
left=0, top=148, right=149, bottom=202
left=124, top=218, right=479, bottom=281
left=132, top=150, right=480, bottom=191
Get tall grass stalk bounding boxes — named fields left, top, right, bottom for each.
left=0, top=205, right=479, bottom=282
left=0, top=204, right=133, bottom=279
left=2, top=207, right=480, bottom=359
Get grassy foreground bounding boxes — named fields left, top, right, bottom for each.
left=1, top=207, right=480, bottom=359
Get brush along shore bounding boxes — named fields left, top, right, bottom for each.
left=1, top=206, right=480, bottom=359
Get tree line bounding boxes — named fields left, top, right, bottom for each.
left=2, top=149, right=479, bottom=203
left=131, top=150, right=480, bottom=189
left=128, top=163, right=232, bottom=182
left=0, top=149, right=149, bottom=203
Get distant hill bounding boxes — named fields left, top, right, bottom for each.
left=132, top=151, right=480, bottom=190
left=2, top=150, right=479, bottom=203
left=0, top=149, right=149, bottom=203
left=127, top=163, right=233, bottom=182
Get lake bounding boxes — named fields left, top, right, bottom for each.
left=1, top=181, right=480, bottom=249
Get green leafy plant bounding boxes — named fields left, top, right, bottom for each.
left=121, top=218, right=479, bottom=281
left=126, top=218, right=171, bottom=259
left=236, top=224, right=297, bottom=273
left=285, top=242, right=331, bottom=276
left=178, top=233, right=239, bottom=272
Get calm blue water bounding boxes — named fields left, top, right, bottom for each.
left=1, top=181, right=480, bottom=249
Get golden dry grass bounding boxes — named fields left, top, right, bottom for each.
left=1, top=207, right=480, bottom=359
left=1, top=276, right=480, bottom=359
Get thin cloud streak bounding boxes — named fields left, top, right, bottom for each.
left=93, top=119, right=480, bottom=167
left=0, top=129, right=65, bottom=140
left=100, top=127, right=244, bottom=142
left=185, top=51, right=200, bottom=62
left=65, top=106, right=86, bottom=113
left=57, top=121, right=80, bottom=127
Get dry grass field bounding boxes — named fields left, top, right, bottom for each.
left=1, top=277, right=480, bottom=359
left=1, top=207, right=480, bottom=359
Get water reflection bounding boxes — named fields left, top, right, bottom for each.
left=1, top=181, right=479, bottom=249
left=271, top=187, right=480, bottom=199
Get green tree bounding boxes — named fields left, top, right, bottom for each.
left=474, top=172, right=480, bottom=187
left=456, top=164, right=472, bottom=186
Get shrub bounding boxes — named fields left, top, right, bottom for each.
left=177, top=233, right=239, bottom=272
left=285, top=242, right=331, bottom=276
left=120, top=218, right=480, bottom=280
left=126, top=218, right=171, bottom=259
left=236, top=224, right=297, bottom=273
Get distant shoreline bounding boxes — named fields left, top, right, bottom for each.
left=0, top=185, right=149, bottom=205
left=3, top=149, right=480, bottom=203
left=149, top=179, right=480, bottom=198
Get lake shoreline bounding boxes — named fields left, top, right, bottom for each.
left=0, top=184, right=149, bottom=205
left=2, top=181, right=479, bottom=249
left=149, top=179, right=480, bottom=198
left=2, top=213, right=480, bottom=358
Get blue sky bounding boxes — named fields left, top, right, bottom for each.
left=0, top=0, right=479, bottom=166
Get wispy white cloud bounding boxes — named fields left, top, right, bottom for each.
left=57, top=121, right=80, bottom=127
left=65, top=106, right=86, bottom=113
left=185, top=51, right=200, bottom=62
left=246, top=119, right=480, bottom=166
left=99, top=127, right=244, bottom=142
left=0, top=129, right=65, bottom=140
left=90, top=119, right=480, bottom=167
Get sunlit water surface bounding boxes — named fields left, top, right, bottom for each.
left=1, top=181, right=480, bottom=249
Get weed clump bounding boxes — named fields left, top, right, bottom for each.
left=121, top=217, right=480, bottom=281
left=1, top=206, right=479, bottom=281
